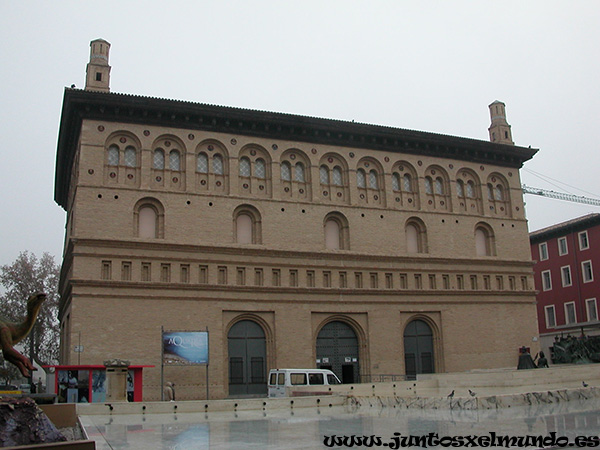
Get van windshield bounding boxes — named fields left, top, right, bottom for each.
left=327, top=374, right=341, bottom=385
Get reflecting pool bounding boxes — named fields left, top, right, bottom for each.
left=81, top=398, right=600, bottom=449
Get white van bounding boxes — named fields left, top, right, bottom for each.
left=268, top=368, right=341, bottom=398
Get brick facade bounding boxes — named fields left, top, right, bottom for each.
left=53, top=42, right=540, bottom=400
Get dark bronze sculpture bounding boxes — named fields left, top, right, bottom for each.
left=517, top=346, right=536, bottom=370
left=0, top=293, right=46, bottom=377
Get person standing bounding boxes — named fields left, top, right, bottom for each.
left=164, top=382, right=175, bottom=401
left=536, top=351, right=549, bottom=368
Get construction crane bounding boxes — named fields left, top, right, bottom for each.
left=522, top=185, right=600, bottom=206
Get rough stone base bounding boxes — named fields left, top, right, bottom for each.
left=0, top=396, right=66, bottom=447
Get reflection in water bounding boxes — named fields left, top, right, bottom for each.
left=83, top=399, right=600, bottom=450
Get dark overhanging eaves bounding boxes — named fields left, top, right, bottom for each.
left=55, top=88, right=538, bottom=209
left=529, top=214, right=600, bottom=243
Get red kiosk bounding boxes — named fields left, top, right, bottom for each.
left=46, top=365, right=153, bottom=403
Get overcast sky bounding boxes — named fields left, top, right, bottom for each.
left=1, top=1, right=599, bottom=267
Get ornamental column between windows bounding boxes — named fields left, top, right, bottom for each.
left=185, top=151, right=195, bottom=194
left=417, top=175, right=428, bottom=209
left=229, top=155, right=240, bottom=193
left=309, top=164, right=321, bottom=203
left=139, top=146, right=152, bottom=190
left=382, top=172, right=396, bottom=209
left=271, top=160, right=283, bottom=201
left=347, top=167, right=358, bottom=204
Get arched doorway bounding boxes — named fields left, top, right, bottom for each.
left=403, top=319, right=434, bottom=380
left=228, top=320, right=267, bottom=396
left=316, top=321, right=360, bottom=383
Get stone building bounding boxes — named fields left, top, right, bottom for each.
left=54, top=40, right=539, bottom=400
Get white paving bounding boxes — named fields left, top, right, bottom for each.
left=81, top=398, right=600, bottom=449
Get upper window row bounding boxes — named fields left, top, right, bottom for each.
left=103, top=137, right=511, bottom=189
left=538, top=231, right=590, bottom=261
left=103, top=136, right=513, bottom=215
left=106, top=145, right=510, bottom=190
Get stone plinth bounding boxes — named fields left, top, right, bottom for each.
left=104, top=359, right=130, bottom=402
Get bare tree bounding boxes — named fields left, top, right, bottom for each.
left=0, top=363, right=21, bottom=386
left=0, top=251, right=60, bottom=372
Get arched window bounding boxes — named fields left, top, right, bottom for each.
left=237, top=148, right=272, bottom=196
left=294, top=162, right=305, bottom=182
left=213, top=154, right=224, bottom=175
left=135, top=198, right=164, bottom=239
left=424, top=167, right=450, bottom=210
left=281, top=161, right=291, bottom=181
left=403, top=174, right=412, bottom=192
left=316, top=321, right=360, bottom=383
left=153, top=149, right=165, bottom=169
left=236, top=214, right=253, bottom=244
left=124, top=146, right=136, bottom=167
left=240, top=157, right=251, bottom=177
left=404, top=319, right=435, bottom=378
left=392, top=173, right=400, bottom=191
left=318, top=154, right=349, bottom=203
left=324, top=213, right=349, bottom=250
left=139, top=207, right=157, bottom=238
left=108, top=145, right=119, bottom=166
left=406, top=219, right=427, bottom=254
left=406, top=224, right=420, bottom=253
left=457, top=180, right=465, bottom=198
left=486, top=174, right=511, bottom=217
left=356, top=169, right=366, bottom=188
left=279, top=150, right=310, bottom=199
left=234, top=205, right=262, bottom=244
left=475, top=224, right=495, bottom=256
left=475, top=229, right=488, bottom=256
left=332, top=166, right=343, bottom=186
left=325, top=219, right=341, bottom=250
left=390, top=163, right=418, bottom=209
left=255, top=158, right=266, bottom=179
left=228, top=319, right=267, bottom=396
left=369, top=170, right=378, bottom=189
left=320, top=165, right=329, bottom=185
left=104, top=137, right=141, bottom=186
left=169, top=150, right=180, bottom=171
left=197, top=152, right=209, bottom=173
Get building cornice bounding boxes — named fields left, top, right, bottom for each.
left=66, top=237, right=535, bottom=269
left=66, top=280, right=538, bottom=300
left=55, top=88, right=538, bottom=209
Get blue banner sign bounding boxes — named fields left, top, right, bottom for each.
left=162, top=331, right=209, bottom=365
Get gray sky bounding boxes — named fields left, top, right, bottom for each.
left=1, top=1, right=599, bottom=267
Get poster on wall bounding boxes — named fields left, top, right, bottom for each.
left=91, top=370, right=106, bottom=403
left=162, top=331, right=209, bottom=365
